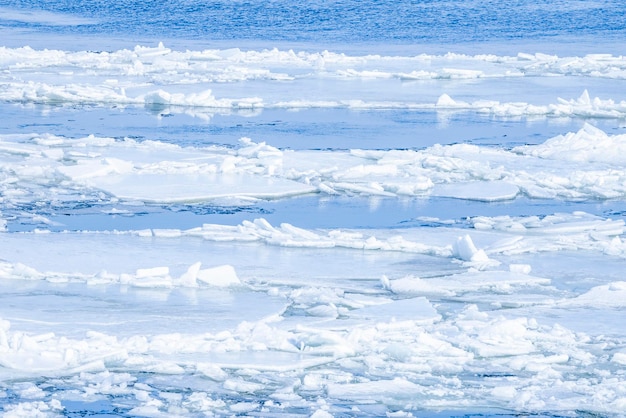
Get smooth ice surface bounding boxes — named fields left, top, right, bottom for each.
left=2, top=1, right=626, bottom=417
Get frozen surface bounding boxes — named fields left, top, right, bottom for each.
left=1, top=216, right=626, bottom=416
left=2, top=1, right=626, bottom=417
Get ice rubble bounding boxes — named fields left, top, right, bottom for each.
left=1, top=210, right=624, bottom=287
left=1, top=274, right=625, bottom=415
left=1, top=211, right=626, bottom=415
left=436, top=89, right=626, bottom=119
left=3, top=44, right=626, bottom=83
left=3, top=84, right=626, bottom=120
left=3, top=44, right=626, bottom=118
left=4, top=124, right=626, bottom=207
left=2, top=162, right=624, bottom=414
left=515, top=121, right=626, bottom=162
left=2, top=43, right=626, bottom=415
left=0, top=258, right=243, bottom=288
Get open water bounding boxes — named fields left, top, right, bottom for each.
left=3, top=0, right=626, bottom=53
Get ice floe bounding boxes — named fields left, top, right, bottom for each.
left=3, top=44, right=626, bottom=119
left=4, top=125, right=626, bottom=209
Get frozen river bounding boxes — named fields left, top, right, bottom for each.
left=1, top=1, right=626, bottom=417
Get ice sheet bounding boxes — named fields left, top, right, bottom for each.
left=92, top=173, right=316, bottom=202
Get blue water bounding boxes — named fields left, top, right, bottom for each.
left=2, top=0, right=626, bottom=53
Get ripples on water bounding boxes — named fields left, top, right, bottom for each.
left=3, top=0, right=626, bottom=48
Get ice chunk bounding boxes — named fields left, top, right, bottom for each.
left=453, top=234, right=492, bottom=265
left=135, top=266, right=169, bottom=278
left=346, top=297, right=440, bottom=324
left=310, top=410, right=334, bottom=418
left=431, top=181, right=519, bottom=202
left=57, top=160, right=118, bottom=180
left=559, top=281, right=626, bottom=308
left=454, top=235, right=480, bottom=261
left=384, top=270, right=551, bottom=298
left=307, top=304, right=339, bottom=318
left=461, top=316, right=537, bottom=357
left=91, top=173, right=316, bottom=203
left=509, top=264, right=532, bottom=274
left=327, top=377, right=422, bottom=400
left=132, top=266, right=172, bottom=287
left=382, top=275, right=455, bottom=297
left=196, top=363, right=228, bottom=381
left=196, top=265, right=241, bottom=287
left=613, top=352, right=626, bottom=365
left=515, top=123, right=626, bottom=163
left=436, top=93, right=461, bottom=107
left=178, top=262, right=202, bottom=287
left=491, top=385, right=517, bottom=400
